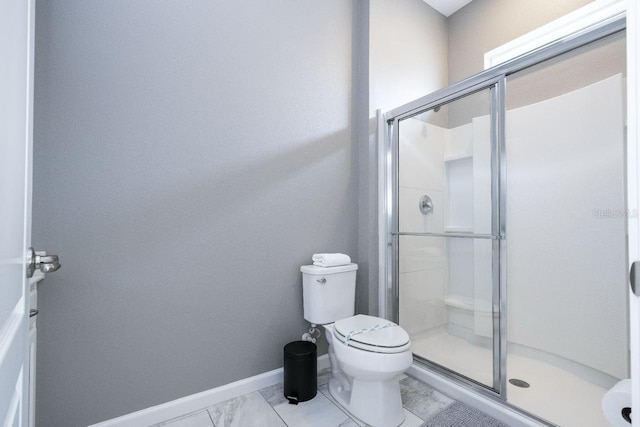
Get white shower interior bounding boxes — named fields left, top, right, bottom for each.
left=398, top=74, right=628, bottom=426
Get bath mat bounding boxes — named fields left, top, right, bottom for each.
left=421, top=402, right=508, bottom=427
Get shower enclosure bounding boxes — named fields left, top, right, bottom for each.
left=382, top=14, right=628, bottom=427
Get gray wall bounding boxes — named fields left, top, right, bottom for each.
left=448, top=0, right=594, bottom=83
left=33, top=1, right=358, bottom=426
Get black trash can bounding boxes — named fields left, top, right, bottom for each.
left=283, top=341, right=317, bottom=404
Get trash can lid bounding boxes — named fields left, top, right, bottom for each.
left=284, top=341, right=317, bottom=360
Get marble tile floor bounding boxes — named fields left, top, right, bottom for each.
left=151, top=369, right=506, bottom=427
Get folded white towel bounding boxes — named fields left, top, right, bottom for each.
left=312, top=253, right=351, bottom=267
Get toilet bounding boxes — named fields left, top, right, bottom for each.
left=301, top=263, right=412, bottom=427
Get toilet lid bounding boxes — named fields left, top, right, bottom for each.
left=334, top=315, right=411, bottom=354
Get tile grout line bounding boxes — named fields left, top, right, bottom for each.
left=318, top=386, right=362, bottom=425
left=150, top=409, right=211, bottom=427
left=257, top=389, right=290, bottom=426
left=403, top=406, right=426, bottom=424
left=206, top=408, right=216, bottom=427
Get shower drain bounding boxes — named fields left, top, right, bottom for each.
left=509, top=378, right=530, bottom=388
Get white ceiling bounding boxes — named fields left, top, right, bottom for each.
left=422, top=0, right=474, bottom=17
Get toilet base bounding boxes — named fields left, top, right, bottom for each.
left=328, top=376, right=405, bottom=427
left=322, top=322, right=410, bottom=427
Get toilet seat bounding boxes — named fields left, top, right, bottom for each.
left=333, top=314, right=411, bottom=354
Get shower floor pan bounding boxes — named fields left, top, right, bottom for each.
left=411, top=330, right=610, bottom=427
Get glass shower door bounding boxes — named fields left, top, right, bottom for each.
left=395, top=87, right=501, bottom=390
left=388, top=23, right=628, bottom=427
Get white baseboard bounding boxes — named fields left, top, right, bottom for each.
left=89, top=354, right=330, bottom=427
left=406, top=364, right=542, bottom=427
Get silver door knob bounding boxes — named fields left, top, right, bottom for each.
left=26, top=247, right=61, bottom=279
left=631, top=261, right=640, bottom=297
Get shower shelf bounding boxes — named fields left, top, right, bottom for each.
left=444, top=295, right=474, bottom=310
left=443, top=153, right=473, bottom=162
left=444, top=295, right=492, bottom=314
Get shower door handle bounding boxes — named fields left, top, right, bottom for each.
left=630, top=261, right=640, bottom=297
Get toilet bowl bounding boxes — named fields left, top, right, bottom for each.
left=323, top=315, right=412, bottom=427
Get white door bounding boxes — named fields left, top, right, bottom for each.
left=0, top=0, right=35, bottom=425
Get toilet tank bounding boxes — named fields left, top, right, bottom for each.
left=301, top=263, right=358, bottom=325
